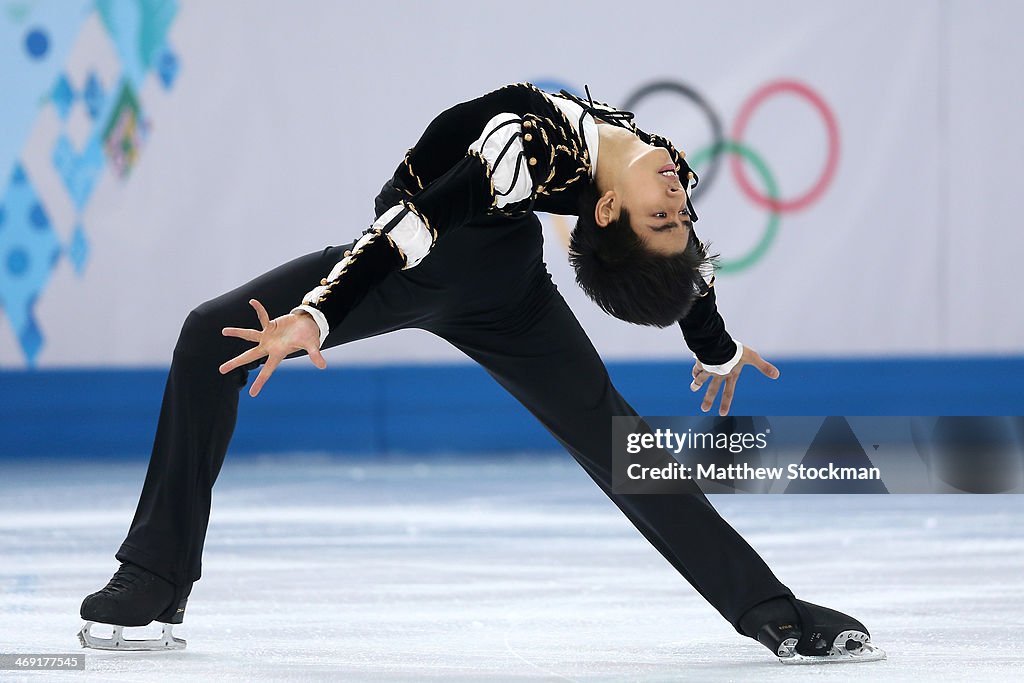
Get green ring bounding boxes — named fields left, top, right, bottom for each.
left=689, top=140, right=781, bottom=274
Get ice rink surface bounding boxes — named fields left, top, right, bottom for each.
left=2, top=454, right=1023, bottom=682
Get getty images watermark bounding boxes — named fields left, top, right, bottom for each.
left=623, top=428, right=879, bottom=483
left=612, top=416, right=1024, bottom=494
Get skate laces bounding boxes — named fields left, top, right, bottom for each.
left=104, top=564, right=147, bottom=593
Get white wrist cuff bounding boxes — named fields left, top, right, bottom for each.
left=291, top=305, right=330, bottom=347
left=698, top=341, right=744, bottom=376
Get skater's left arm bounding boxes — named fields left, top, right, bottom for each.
left=689, top=343, right=779, bottom=416
left=647, top=128, right=781, bottom=415
left=678, top=236, right=779, bottom=416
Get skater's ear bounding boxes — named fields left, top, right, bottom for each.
left=594, top=190, right=619, bottom=228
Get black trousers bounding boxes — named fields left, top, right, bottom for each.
left=116, top=212, right=792, bottom=632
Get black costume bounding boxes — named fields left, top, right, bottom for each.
left=115, top=83, right=792, bottom=633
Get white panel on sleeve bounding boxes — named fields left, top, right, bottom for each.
left=468, top=113, right=533, bottom=208
left=373, top=204, right=433, bottom=268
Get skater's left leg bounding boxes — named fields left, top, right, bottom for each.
left=440, top=296, right=882, bottom=661
left=437, top=289, right=793, bottom=631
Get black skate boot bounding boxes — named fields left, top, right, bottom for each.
left=754, top=599, right=885, bottom=664
left=78, top=563, right=190, bottom=650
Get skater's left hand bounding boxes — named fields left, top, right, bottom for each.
left=218, top=299, right=327, bottom=397
left=689, top=345, right=779, bottom=416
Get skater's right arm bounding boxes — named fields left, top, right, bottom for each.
left=292, top=113, right=538, bottom=344
left=219, top=109, right=538, bottom=395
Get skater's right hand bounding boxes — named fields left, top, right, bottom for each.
left=219, top=299, right=327, bottom=397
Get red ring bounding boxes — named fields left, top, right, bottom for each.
left=730, top=80, right=840, bottom=213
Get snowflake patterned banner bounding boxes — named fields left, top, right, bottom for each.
left=0, top=0, right=180, bottom=366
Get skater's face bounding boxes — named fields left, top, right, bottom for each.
left=595, top=145, right=692, bottom=255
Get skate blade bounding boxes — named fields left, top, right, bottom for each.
left=778, top=631, right=886, bottom=665
left=78, top=622, right=186, bottom=651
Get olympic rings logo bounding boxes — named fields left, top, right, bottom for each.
left=532, top=78, right=840, bottom=274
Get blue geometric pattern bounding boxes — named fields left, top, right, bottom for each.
left=0, top=164, right=62, bottom=365
left=52, top=134, right=106, bottom=210
left=24, top=27, right=51, bottom=60
left=96, top=0, right=178, bottom=85
left=51, top=74, right=75, bottom=120
left=157, top=47, right=178, bottom=89
left=83, top=72, right=106, bottom=119
left=68, top=224, right=89, bottom=275
left=0, top=0, right=180, bottom=366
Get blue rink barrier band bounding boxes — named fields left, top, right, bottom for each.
left=1, top=356, right=1023, bottom=459
left=612, top=416, right=1024, bottom=494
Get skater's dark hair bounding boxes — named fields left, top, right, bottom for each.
left=570, top=183, right=709, bottom=327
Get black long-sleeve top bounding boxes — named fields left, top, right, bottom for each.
left=293, top=83, right=737, bottom=368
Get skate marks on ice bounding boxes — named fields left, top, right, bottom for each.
left=0, top=457, right=1022, bottom=680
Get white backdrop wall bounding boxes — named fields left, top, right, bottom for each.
left=1, top=0, right=1021, bottom=368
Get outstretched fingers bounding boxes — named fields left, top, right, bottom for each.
left=220, top=300, right=327, bottom=393
left=249, top=353, right=282, bottom=397
left=218, top=299, right=274, bottom=375
left=219, top=345, right=267, bottom=375
left=700, top=376, right=723, bottom=413
left=306, top=343, right=328, bottom=370
left=221, top=327, right=261, bottom=343
left=251, top=299, right=271, bottom=330
left=718, top=375, right=739, bottom=416
left=751, top=353, right=780, bottom=380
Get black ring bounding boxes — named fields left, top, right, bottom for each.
left=623, top=81, right=725, bottom=201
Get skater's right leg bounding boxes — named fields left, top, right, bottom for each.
left=83, top=242, right=438, bottom=638
left=114, top=247, right=355, bottom=594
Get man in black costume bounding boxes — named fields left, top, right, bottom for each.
left=78, top=83, right=883, bottom=664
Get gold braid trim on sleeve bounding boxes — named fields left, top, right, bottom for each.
left=466, top=148, right=500, bottom=212
left=306, top=231, right=385, bottom=305
left=403, top=149, right=425, bottom=191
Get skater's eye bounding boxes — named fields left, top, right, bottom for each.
left=651, top=210, right=690, bottom=231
